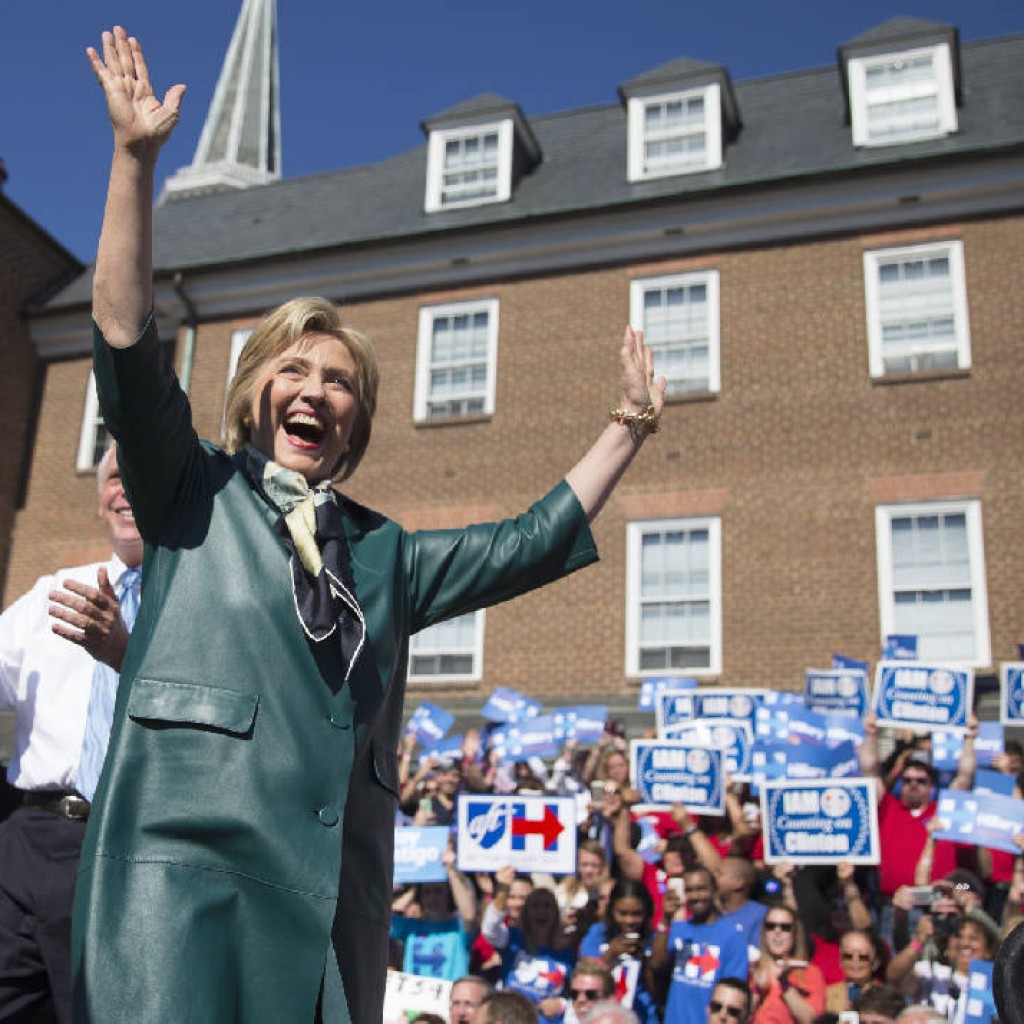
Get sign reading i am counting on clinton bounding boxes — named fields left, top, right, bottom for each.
left=630, top=739, right=726, bottom=816
left=1001, top=663, right=1024, bottom=724
left=553, top=706, right=607, bottom=744
left=405, top=702, right=454, bottom=746
left=661, top=719, right=753, bottom=781
left=392, top=826, right=451, bottom=884
left=481, top=686, right=542, bottom=724
left=761, top=778, right=880, bottom=865
left=638, top=676, right=698, bottom=711
left=489, top=715, right=559, bottom=763
left=456, top=795, right=577, bottom=875
left=655, top=688, right=766, bottom=735
left=805, top=669, right=869, bottom=718
left=931, top=789, right=1024, bottom=855
left=873, top=661, right=973, bottom=733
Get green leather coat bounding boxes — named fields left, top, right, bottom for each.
left=72, top=319, right=598, bottom=1023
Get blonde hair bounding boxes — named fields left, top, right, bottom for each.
left=224, top=297, right=379, bottom=482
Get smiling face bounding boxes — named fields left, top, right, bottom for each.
left=840, top=931, right=877, bottom=985
left=578, top=849, right=605, bottom=888
left=683, top=868, right=716, bottom=923
left=763, top=909, right=796, bottom=960
left=97, top=449, right=143, bottom=567
left=612, top=895, right=646, bottom=936
left=248, top=332, right=359, bottom=483
left=955, top=920, right=993, bottom=973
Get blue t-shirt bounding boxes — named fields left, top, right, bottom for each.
left=579, top=922, right=660, bottom=1024
left=500, top=925, right=575, bottom=1004
left=390, top=915, right=473, bottom=982
left=664, top=915, right=750, bottom=1024
left=720, top=899, right=767, bottom=959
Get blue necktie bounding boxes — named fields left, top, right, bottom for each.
left=77, top=567, right=141, bottom=802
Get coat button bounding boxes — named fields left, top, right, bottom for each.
left=317, top=806, right=339, bottom=827
left=328, top=713, right=350, bottom=729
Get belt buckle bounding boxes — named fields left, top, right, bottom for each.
left=57, top=795, right=89, bottom=820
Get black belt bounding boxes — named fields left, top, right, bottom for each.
left=22, top=790, right=91, bottom=820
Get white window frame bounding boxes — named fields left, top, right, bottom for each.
left=625, top=517, right=722, bottom=677
left=414, top=298, right=499, bottom=422
left=630, top=270, right=720, bottom=395
left=627, top=83, right=722, bottom=182
left=875, top=500, right=991, bottom=667
left=424, top=120, right=514, bottom=212
left=76, top=372, right=112, bottom=472
left=848, top=44, right=957, bottom=147
left=408, top=610, right=485, bottom=683
left=863, top=240, right=970, bottom=378
left=226, top=328, right=253, bottom=390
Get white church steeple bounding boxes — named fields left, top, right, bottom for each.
left=161, top=0, right=281, bottom=199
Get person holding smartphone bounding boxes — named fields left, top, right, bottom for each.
left=749, top=905, right=825, bottom=1024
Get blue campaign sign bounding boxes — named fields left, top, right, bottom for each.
left=1001, top=663, right=1024, bottom=724
left=421, top=733, right=464, bottom=764
left=832, top=653, right=869, bottom=673
left=662, top=718, right=754, bottom=781
left=805, top=669, right=869, bottom=718
left=639, top=676, right=697, bottom=711
left=552, top=705, right=607, bottom=744
left=655, top=687, right=765, bottom=735
left=751, top=739, right=860, bottom=789
left=761, top=778, right=880, bottom=865
left=489, top=716, right=559, bottom=762
left=481, top=686, right=542, bottom=723
left=932, top=789, right=1024, bottom=854
left=976, top=722, right=1004, bottom=766
left=630, top=739, right=725, bottom=815
left=406, top=702, right=454, bottom=746
left=456, top=795, right=577, bottom=874
left=930, top=730, right=961, bottom=772
left=974, top=768, right=1015, bottom=798
left=824, top=714, right=865, bottom=747
left=873, top=661, right=973, bottom=732
left=393, top=826, right=451, bottom=884
left=883, top=634, right=918, bottom=660
left=963, top=961, right=996, bottom=1024
left=755, top=705, right=828, bottom=745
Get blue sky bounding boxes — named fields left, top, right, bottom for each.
left=3, top=1, right=1020, bottom=263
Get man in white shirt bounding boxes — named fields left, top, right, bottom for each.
left=0, top=445, right=141, bottom=1023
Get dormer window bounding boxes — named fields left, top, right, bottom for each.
left=628, top=85, right=722, bottom=180
left=425, top=120, right=513, bottom=212
left=848, top=44, right=956, bottom=146
left=422, top=95, right=541, bottom=214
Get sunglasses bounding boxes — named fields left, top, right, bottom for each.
left=710, top=1000, right=745, bottom=1020
left=570, top=988, right=602, bottom=1001
left=841, top=952, right=872, bottom=962
left=764, top=920, right=794, bottom=932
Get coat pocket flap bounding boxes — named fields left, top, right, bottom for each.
left=127, top=678, right=258, bottom=736
left=370, top=742, right=400, bottom=797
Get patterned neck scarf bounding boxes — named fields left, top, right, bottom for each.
left=244, top=446, right=366, bottom=682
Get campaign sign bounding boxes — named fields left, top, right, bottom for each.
left=383, top=970, right=450, bottom=1024
left=751, top=739, right=860, bottom=788
left=661, top=719, right=753, bottom=780
left=976, top=721, right=1004, bottom=767
left=481, top=686, right=542, bottom=723
left=456, top=795, right=577, bottom=875
left=393, top=826, right=450, bottom=884
left=824, top=714, right=865, bottom=747
left=1001, top=663, right=1024, bottom=724
left=873, top=661, right=972, bottom=732
left=489, top=715, right=559, bottom=762
left=761, top=778, right=880, bottom=865
left=755, top=704, right=829, bottom=745
left=932, top=789, right=1024, bottom=855
left=805, top=669, right=869, bottom=718
left=553, top=705, right=607, bottom=744
left=974, top=768, right=1015, bottom=798
left=639, top=676, right=697, bottom=711
left=833, top=653, right=869, bottom=674
left=930, top=730, right=961, bottom=772
left=630, top=739, right=725, bottom=816
left=406, top=702, right=454, bottom=746
left=655, top=687, right=765, bottom=736
left=883, top=634, right=918, bottom=660
left=421, top=733, right=463, bottom=764
left=963, top=960, right=996, bottom=1024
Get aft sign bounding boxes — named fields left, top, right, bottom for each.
left=761, top=778, right=880, bottom=865
left=873, top=661, right=972, bottom=732
left=456, top=795, right=577, bottom=875
left=630, top=739, right=725, bottom=815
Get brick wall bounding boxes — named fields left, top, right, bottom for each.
left=7, top=214, right=1023, bottom=703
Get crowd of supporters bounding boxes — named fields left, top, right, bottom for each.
left=388, top=714, right=1024, bottom=1024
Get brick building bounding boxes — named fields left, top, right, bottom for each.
left=9, top=8, right=1024, bottom=716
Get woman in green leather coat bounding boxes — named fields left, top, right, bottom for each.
left=74, top=26, right=666, bottom=1024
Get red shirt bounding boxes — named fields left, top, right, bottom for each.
left=877, top=790, right=936, bottom=896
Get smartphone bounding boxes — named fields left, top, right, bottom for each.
left=908, top=885, right=934, bottom=907
left=590, top=781, right=607, bottom=803
left=419, top=797, right=433, bottom=815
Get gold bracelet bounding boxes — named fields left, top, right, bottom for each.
left=609, top=404, right=661, bottom=435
